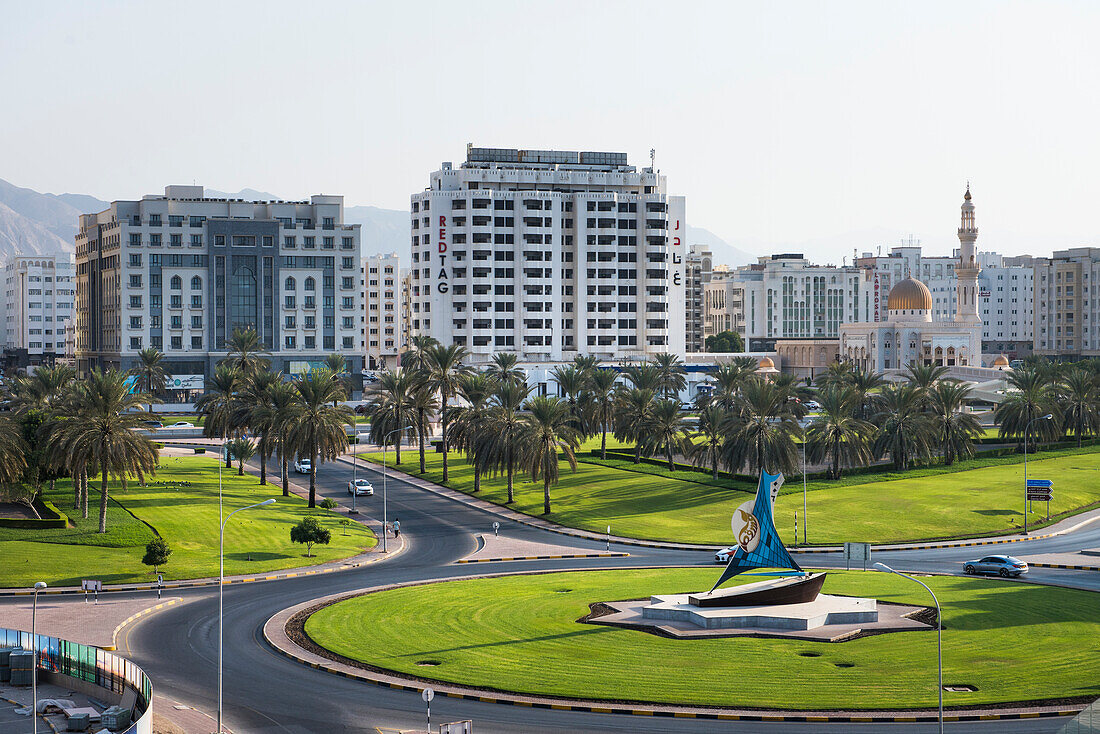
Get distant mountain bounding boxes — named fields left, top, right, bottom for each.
left=204, top=188, right=281, bottom=201
left=687, top=226, right=755, bottom=267
left=343, top=205, right=409, bottom=258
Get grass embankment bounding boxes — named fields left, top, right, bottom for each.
left=306, top=568, right=1100, bottom=710
left=0, top=456, right=375, bottom=588
left=365, top=442, right=1100, bottom=545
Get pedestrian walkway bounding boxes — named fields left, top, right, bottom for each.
left=1018, top=550, right=1100, bottom=571
left=457, top=533, right=627, bottom=564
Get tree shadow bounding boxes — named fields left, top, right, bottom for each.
left=222, top=551, right=293, bottom=562
left=401, top=626, right=615, bottom=657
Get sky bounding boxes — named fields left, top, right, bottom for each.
left=3, top=0, right=1099, bottom=264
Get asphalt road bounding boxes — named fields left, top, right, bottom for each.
left=89, top=454, right=1100, bottom=732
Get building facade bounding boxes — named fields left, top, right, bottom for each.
left=685, top=244, right=712, bottom=353
left=362, top=253, right=403, bottom=370
left=0, top=254, right=76, bottom=368
left=1033, top=247, right=1100, bottom=359
left=74, top=185, right=363, bottom=381
left=409, top=146, right=686, bottom=363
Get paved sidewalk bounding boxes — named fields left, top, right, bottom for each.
left=457, top=533, right=627, bottom=564
left=1018, top=551, right=1100, bottom=571
left=0, top=594, right=182, bottom=650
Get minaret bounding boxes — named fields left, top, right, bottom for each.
left=955, top=184, right=981, bottom=324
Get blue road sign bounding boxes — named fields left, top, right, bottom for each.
left=1026, top=479, right=1053, bottom=488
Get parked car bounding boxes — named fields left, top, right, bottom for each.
left=294, top=458, right=312, bottom=474
left=803, top=400, right=821, bottom=410
left=354, top=403, right=369, bottom=415
left=169, top=421, right=194, bottom=428
left=963, top=555, right=1028, bottom=577
left=141, top=420, right=163, bottom=428
left=348, top=478, right=374, bottom=496
left=714, top=546, right=738, bottom=563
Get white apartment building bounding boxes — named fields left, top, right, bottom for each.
left=857, top=244, right=1034, bottom=359
left=1033, top=247, right=1100, bottom=359
left=362, top=253, right=403, bottom=370
left=703, top=268, right=742, bottom=339
left=685, top=245, right=712, bottom=353
left=75, top=186, right=363, bottom=382
left=728, top=254, right=867, bottom=352
left=0, top=254, right=76, bottom=368
left=410, top=146, right=686, bottom=363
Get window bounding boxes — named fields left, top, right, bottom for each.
left=190, top=234, right=203, bottom=247
left=150, top=214, right=162, bottom=226
left=169, top=215, right=183, bottom=227
left=129, top=254, right=142, bottom=266
left=304, top=237, right=315, bottom=249
left=170, top=234, right=182, bottom=247
left=285, top=315, right=296, bottom=329
left=285, top=276, right=295, bottom=290
left=323, top=335, right=335, bottom=350
left=170, top=275, right=182, bottom=290
left=304, top=335, right=316, bottom=349
left=129, top=233, right=142, bottom=246
left=304, top=277, right=315, bottom=291
left=232, top=235, right=255, bottom=247
left=170, top=295, right=182, bottom=308
left=129, top=275, right=142, bottom=288
left=191, top=295, right=202, bottom=308
left=341, top=237, right=354, bottom=249
left=150, top=273, right=161, bottom=287
left=191, top=275, right=202, bottom=290
left=342, top=316, right=353, bottom=329
left=323, top=237, right=334, bottom=249
left=151, top=335, right=162, bottom=348
left=304, top=296, right=316, bottom=308
left=170, top=336, right=182, bottom=349
left=129, top=316, right=142, bottom=329
left=341, top=257, right=354, bottom=269
left=285, top=295, right=296, bottom=308
left=214, top=235, right=225, bottom=246
left=191, top=315, right=203, bottom=328
left=323, top=217, right=335, bottom=230
left=129, top=295, right=143, bottom=308
left=191, top=336, right=203, bottom=349
left=130, top=337, right=142, bottom=349
left=231, top=263, right=257, bottom=330
left=285, top=335, right=296, bottom=348
left=262, top=235, right=274, bottom=247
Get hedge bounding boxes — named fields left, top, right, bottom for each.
left=0, top=499, right=69, bottom=530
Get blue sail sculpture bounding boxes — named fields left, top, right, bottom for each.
left=710, top=469, right=803, bottom=593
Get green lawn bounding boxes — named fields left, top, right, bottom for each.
left=366, top=445, right=1100, bottom=545
left=305, top=568, right=1100, bottom=710
left=0, top=456, right=375, bottom=588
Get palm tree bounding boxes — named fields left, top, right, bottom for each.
left=132, top=348, right=167, bottom=413
left=806, top=386, right=874, bottom=479
left=873, top=384, right=934, bottom=471
left=222, top=326, right=270, bottom=376
left=622, top=364, right=662, bottom=392
left=226, top=437, right=256, bottom=476
left=5, top=363, right=76, bottom=415
left=1058, top=369, right=1100, bottom=448
left=448, top=373, right=495, bottom=493
left=573, top=354, right=602, bottom=376
left=688, top=405, right=727, bottom=478
left=995, top=367, right=1061, bottom=449
left=285, top=370, right=353, bottom=507
left=255, top=381, right=301, bottom=496
left=613, top=387, right=657, bottom=463
left=772, top=372, right=813, bottom=418
left=906, top=363, right=950, bottom=394
left=367, top=369, right=418, bottom=465
left=64, top=369, right=159, bottom=533
left=234, top=369, right=282, bottom=485
left=195, top=364, right=242, bottom=468
left=927, top=381, right=983, bottom=465
left=652, top=352, right=687, bottom=399
left=723, top=378, right=801, bottom=476
left=485, top=352, right=525, bottom=386
left=642, top=399, right=691, bottom=471
left=323, top=354, right=349, bottom=406
left=478, top=381, right=531, bottom=503
left=425, top=343, right=472, bottom=482
left=550, top=365, right=586, bottom=428
left=849, top=368, right=886, bottom=421
left=401, top=334, right=440, bottom=372
left=815, top=360, right=855, bottom=390
left=517, top=395, right=580, bottom=515
left=706, top=360, right=757, bottom=410
left=0, top=415, right=28, bottom=484
left=409, top=378, right=440, bottom=474
left=581, top=368, right=619, bottom=459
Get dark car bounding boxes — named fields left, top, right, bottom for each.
left=963, top=555, right=1028, bottom=577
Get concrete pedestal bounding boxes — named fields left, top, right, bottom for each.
left=641, top=593, right=878, bottom=631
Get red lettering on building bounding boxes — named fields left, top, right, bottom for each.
left=438, top=215, right=447, bottom=253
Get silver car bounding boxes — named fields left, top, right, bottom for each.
left=963, top=555, right=1028, bottom=577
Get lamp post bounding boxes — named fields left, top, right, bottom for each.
left=218, top=498, right=275, bottom=733
left=1023, top=413, right=1053, bottom=534
left=381, top=426, right=413, bottom=552
left=802, top=440, right=808, bottom=546
left=350, top=429, right=359, bottom=515
left=874, top=563, right=942, bottom=734
left=31, top=580, right=46, bottom=734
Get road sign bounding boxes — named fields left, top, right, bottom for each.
left=492, top=521, right=500, bottom=536
left=1026, top=479, right=1053, bottom=488
left=1027, top=490, right=1053, bottom=502
left=844, top=542, right=871, bottom=570
left=422, top=688, right=434, bottom=703
left=440, top=722, right=473, bottom=734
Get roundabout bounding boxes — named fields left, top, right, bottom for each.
left=284, top=567, right=1100, bottom=714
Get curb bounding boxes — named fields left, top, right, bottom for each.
left=1029, top=562, right=1100, bottom=571
left=456, top=552, right=629, bottom=564
left=101, top=598, right=182, bottom=652
left=261, top=569, right=1088, bottom=724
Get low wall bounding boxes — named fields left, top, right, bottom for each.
left=0, top=499, right=68, bottom=529
left=0, top=626, right=152, bottom=734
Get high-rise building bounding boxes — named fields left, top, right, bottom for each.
left=409, top=146, right=686, bottom=363
left=685, top=245, right=712, bottom=353
left=1033, top=247, right=1100, bottom=359
left=362, top=253, right=403, bottom=370
left=0, top=254, right=76, bottom=368
left=74, top=185, right=363, bottom=381
left=703, top=267, right=742, bottom=342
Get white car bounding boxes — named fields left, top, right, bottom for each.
left=170, top=421, right=194, bottom=428
left=803, top=401, right=821, bottom=410
left=348, top=479, right=374, bottom=496
left=294, top=458, right=312, bottom=474
left=714, top=546, right=738, bottom=563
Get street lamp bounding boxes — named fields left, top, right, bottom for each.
left=381, top=426, right=412, bottom=553
left=218, top=498, right=275, bottom=733
left=1023, top=413, right=1053, bottom=534
left=802, top=440, right=808, bottom=546
left=874, top=563, right=942, bottom=734
left=350, top=427, right=360, bottom=515
left=31, top=580, right=46, bottom=734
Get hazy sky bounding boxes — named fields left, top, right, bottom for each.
left=4, top=1, right=1099, bottom=263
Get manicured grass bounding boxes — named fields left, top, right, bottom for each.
left=366, top=445, right=1100, bottom=545
left=305, top=568, right=1100, bottom=710
left=0, top=456, right=375, bottom=588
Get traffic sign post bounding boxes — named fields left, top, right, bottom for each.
left=422, top=688, right=434, bottom=732
left=1026, top=480, right=1054, bottom=523
left=492, top=521, right=499, bottom=537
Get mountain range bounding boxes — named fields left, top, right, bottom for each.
left=0, top=179, right=754, bottom=266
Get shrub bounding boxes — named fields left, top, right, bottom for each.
left=320, top=498, right=338, bottom=510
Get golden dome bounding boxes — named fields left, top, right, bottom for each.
left=993, top=354, right=1010, bottom=367
left=887, top=277, right=933, bottom=311
left=758, top=356, right=775, bottom=369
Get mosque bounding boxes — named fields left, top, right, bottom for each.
left=839, top=187, right=984, bottom=370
